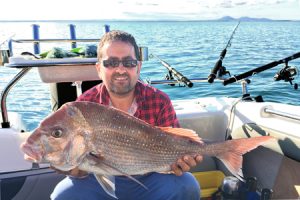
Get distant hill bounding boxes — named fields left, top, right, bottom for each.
left=0, top=16, right=295, bottom=23
left=217, top=16, right=289, bottom=22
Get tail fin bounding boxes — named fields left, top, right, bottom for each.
left=216, top=136, right=274, bottom=179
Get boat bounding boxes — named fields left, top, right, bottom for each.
left=1, top=24, right=300, bottom=200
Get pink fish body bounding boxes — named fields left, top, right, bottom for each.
left=21, top=101, right=273, bottom=198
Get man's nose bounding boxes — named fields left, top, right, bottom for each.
left=115, top=63, right=127, bottom=73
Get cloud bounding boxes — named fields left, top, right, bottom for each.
left=123, top=12, right=185, bottom=20
left=135, top=2, right=159, bottom=6
left=220, top=1, right=235, bottom=8
left=201, top=0, right=295, bottom=8
left=0, top=0, right=299, bottom=21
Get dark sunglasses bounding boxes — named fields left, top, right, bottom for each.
left=102, top=59, right=138, bottom=68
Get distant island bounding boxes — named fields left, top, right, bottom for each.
left=216, top=16, right=291, bottom=22
left=0, top=16, right=295, bottom=22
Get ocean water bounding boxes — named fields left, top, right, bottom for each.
left=1, top=21, right=300, bottom=131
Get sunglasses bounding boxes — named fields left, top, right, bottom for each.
left=102, top=59, right=138, bottom=68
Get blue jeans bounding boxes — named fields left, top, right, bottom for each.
left=51, top=172, right=200, bottom=200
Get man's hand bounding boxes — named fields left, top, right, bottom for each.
left=50, top=166, right=88, bottom=178
left=171, top=155, right=203, bottom=176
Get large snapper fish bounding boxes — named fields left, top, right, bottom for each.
left=21, top=101, right=273, bottom=198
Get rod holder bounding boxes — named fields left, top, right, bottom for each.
left=32, top=24, right=40, bottom=54
left=69, top=24, right=77, bottom=49
left=103, top=25, right=110, bottom=33
left=0, top=49, right=10, bottom=66
left=139, top=47, right=148, bottom=61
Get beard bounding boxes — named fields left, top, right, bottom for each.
left=108, top=73, right=136, bottom=95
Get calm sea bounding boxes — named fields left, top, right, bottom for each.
left=1, top=21, right=300, bottom=130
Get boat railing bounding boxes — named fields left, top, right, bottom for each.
left=1, top=68, right=31, bottom=128
left=0, top=24, right=112, bottom=128
left=5, top=24, right=110, bottom=56
left=263, top=107, right=300, bottom=121
left=10, top=39, right=99, bottom=43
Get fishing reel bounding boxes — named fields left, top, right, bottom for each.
left=218, top=66, right=231, bottom=77
left=165, top=71, right=176, bottom=86
left=274, top=63, right=298, bottom=90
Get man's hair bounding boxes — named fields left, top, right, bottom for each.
left=97, top=30, right=140, bottom=61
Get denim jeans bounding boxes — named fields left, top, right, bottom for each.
left=51, top=172, right=200, bottom=200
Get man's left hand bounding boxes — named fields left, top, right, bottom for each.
left=171, top=155, right=203, bottom=176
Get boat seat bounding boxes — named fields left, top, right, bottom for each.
left=35, top=62, right=101, bottom=111
left=50, top=80, right=102, bottom=111
left=230, top=123, right=300, bottom=199
left=176, top=104, right=228, bottom=172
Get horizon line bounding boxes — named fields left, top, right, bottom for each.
left=0, top=19, right=298, bottom=22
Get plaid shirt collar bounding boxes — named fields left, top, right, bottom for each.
left=98, top=81, right=146, bottom=115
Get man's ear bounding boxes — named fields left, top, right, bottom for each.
left=137, top=61, right=142, bottom=75
left=95, top=62, right=103, bottom=79
left=95, top=62, right=101, bottom=72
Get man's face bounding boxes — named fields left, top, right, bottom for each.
left=96, top=41, right=141, bottom=96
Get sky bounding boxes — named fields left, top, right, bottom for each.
left=0, top=0, right=299, bottom=21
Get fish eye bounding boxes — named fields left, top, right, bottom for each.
left=51, top=129, right=63, bottom=138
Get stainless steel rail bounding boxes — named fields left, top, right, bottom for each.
left=264, top=107, right=300, bottom=121
left=1, top=24, right=109, bottom=128
left=1, top=68, right=32, bottom=128
left=147, top=77, right=225, bottom=85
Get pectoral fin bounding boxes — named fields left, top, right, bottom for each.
left=94, top=174, right=117, bottom=199
left=100, top=161, right=148, bottom=191
left=51, top=164, right=75, bottom=171
left=86, top=152, right=148, bottom=191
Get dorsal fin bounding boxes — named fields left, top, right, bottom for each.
left=158, top=127, right=203, bottom=143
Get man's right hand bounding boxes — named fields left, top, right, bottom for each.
left=51, top=166, right=88, bottom=178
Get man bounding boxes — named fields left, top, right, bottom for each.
left=51, top=30, right=202, bottom=200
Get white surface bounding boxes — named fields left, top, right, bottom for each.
left=173, top=97, right=300, bottom=139
left=9, top=56, right=97, bottom=65
left=173, top=97, right=230, bottom=141
left=0, top=129, right=32, bottom=172
left=232, top=101, right=300, bottom=138
left=0, top=112, right=27, bottom=131
left=7, top=56, right=100, bottom=83
left=38, top=65, right=100, bottom=83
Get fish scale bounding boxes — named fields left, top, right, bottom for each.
left=89, top=127, right=191, bottom=174
left=88, top=128, right=189, bottom=174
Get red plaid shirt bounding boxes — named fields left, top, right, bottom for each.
left=77, top=81, right=180, bottom=127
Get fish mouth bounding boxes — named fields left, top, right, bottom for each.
left=21, top=142, right=42, bottom=163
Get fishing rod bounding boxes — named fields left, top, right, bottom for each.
left=208, top=21, right=240, bottom=83
left=150, top=54, right=193, bottom=88
left=223, top=52, right=300, bottom=89
left=0, top=34, right=15, bottom=47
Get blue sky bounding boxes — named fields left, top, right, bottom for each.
left=1, top=0, right=299, bottom=21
